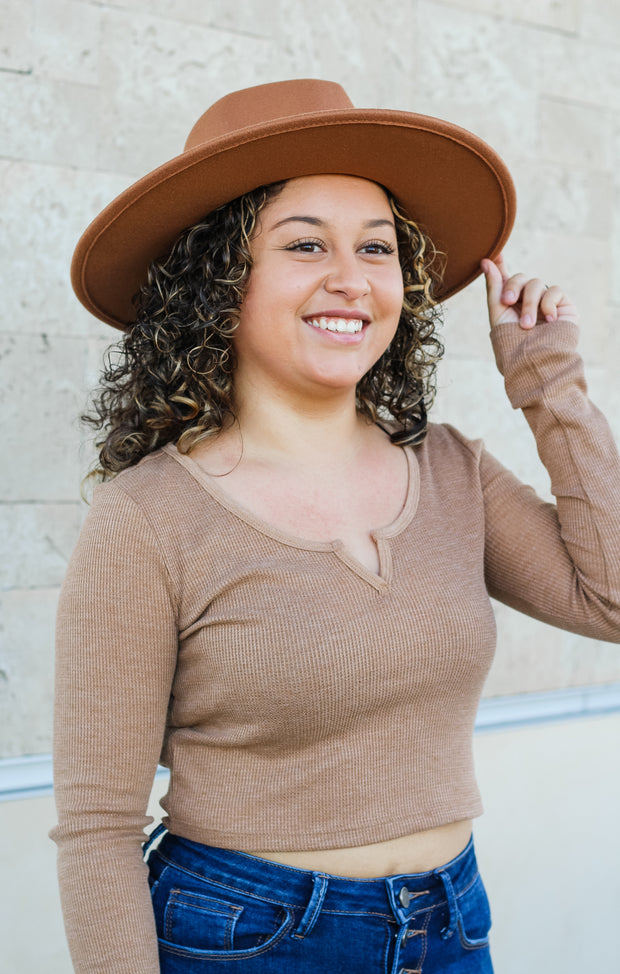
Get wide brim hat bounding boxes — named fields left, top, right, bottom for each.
left=71, top=78, right=516, bottom=330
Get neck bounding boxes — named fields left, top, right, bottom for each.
left=233, top=383, right=371, bottom=469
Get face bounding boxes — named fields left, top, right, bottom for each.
left=232, top=174, right=404, bottom=404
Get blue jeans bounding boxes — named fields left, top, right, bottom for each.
left=145, top=829, right=493, bottom=973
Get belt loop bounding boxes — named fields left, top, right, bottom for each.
left=435, top=867, right=458, bottom=941
left=292, top=872, right=329, bottom=939
left=142, top=822, right=167, bottom=860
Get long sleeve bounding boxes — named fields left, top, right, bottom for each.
left=482, top=318, right=620, bottom=638
left=51, top=482, right=179, bottom=974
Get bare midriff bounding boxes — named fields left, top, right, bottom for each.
left=250, top=819, right=473, bottom=878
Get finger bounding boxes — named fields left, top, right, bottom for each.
left=480, top=258, right=504, bottom=317
left=501, top=272, right=530, bottom=307
left=540, top=285, right=578, bottom=323
left=493, top=252, right=509, bottom=282
left=491, top=254, right=520, bottom=302
left=518, top=278, right=548, bottom=329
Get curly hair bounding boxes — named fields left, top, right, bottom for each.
left=83, top=181, right=445, bottom=479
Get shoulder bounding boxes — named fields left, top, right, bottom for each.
left=94, top=445, right=199, bottom=516
left=422, top=422, right=484, bottom=462
left=104, top=445, right=186, bottom=497
left=83, top=446, right=211, bottom=554
left=410, top=423, right=487, bottom=501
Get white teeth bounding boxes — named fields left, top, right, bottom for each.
left=307, top=317, right=364, bottom=334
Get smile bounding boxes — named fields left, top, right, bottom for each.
left=306, top=317, right=365, bottom=334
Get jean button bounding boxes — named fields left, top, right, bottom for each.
left=399, top=885, right=412, bottom=908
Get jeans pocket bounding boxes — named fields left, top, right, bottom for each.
left=164, top=888, right=243, bottom=950
left=153, top=864, right=294, bottom=960
left=455, top=872, right=492, bottom=949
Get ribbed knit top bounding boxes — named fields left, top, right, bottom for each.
left=51, top=320, right=620, bottom=973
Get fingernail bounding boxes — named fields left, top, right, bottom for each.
left=545, top=314, right=555, bottom=323
left=521, top=314, right=533, bottom=327
left=503, top=290, right=515, bottom=302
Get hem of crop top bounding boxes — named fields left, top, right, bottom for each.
left=162, top=799, right=484, bottom=855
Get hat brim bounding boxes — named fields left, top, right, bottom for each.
left=71, top=108, right=516, bottom=329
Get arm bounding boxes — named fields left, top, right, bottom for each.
left=478, top=258, right=620, bottom=638
left=51, top=482, right=179, bottom=973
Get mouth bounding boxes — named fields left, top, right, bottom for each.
left=305, top=316, right=366, bottom=335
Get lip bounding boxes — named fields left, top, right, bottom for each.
left=302, top=309, right=371, bottom=323
left=302, top=311, right=369, bottom=344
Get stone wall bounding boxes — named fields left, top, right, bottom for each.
left=1, top=0, right=619, bottom=760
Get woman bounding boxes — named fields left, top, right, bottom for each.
left=52, top=80, right=620, bottom=974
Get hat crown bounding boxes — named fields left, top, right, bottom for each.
left=184, top=79, right=354, bottom=150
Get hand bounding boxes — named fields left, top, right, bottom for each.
left=481, top=254, right=578, bottom=330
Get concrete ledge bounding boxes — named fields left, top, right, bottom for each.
left=0, top=754, right=169, bottom=802
left=474, top=681, right=620, bottom=732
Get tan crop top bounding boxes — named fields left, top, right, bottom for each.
left=51, top=320, right=620, bottom=972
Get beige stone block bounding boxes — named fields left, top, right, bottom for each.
left=599, top=308, right=620, bottom=443
left=432, top=162, right=613, bottom=361
left=32, top=0, right=101, bottom=85
left=104, top=0, right=415, bottom=104
left=0, top=160, right=132, bottom=337
left=263, top=0, right=417, bottom=111
left=1, top=73, right=101, bottom=169
left=106, top=0, right=279, bottom=35
left=581, top=0, right=620, bottom=44
left=0, top=334, right=92, bottom=501
left=85, top=334, right=118, bottom=388
left=0, top=503, right=85, bottom=590
left=503, top=227, right=610, bottom=365
left=96, top=9, right=274, bottom=176
left=433, top=353, right=554, bottom=497
left=511, top=159, right=613, bottom=239
left=79, top=336, right=122, bottom=484
left=485, top=600, right=620, bottom=696
left=436, top=347, right=618, bottom=509
left=411, top=2, right=538, bottom=166
left=557, top=628, right=620, bottom=686
left=0, top=588, right=57, bottom=757
left=485, top=604, right=562, bottom=696
left=441, top=276, right=493, bottom=360
left=613, top=184, right=620, bottom=306
left=539, top=97, right=612, bottom=171
left=433, top=0, right=582, bottom=32
left=0, top=0, right=34, bottom=73
left=540, top=31, right=620, bottom=110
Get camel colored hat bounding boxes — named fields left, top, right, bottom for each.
left=72, top=78, right=516, bottom=330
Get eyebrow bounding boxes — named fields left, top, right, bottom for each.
left=268, top=215, right=396, bottom=231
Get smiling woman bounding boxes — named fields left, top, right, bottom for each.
left=83, top=174, right=444, bottom=479
left=51, top=79, right=620, bottom=974
left=229, top=178, right=409, bottom=400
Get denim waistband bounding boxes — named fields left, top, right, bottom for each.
left=147, top=827, right=479, bottom=932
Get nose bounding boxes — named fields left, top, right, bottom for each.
left=323, top=251, right=370, bottom=298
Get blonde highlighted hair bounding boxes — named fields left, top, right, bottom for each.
left=83, top=182, right=445, bottom=479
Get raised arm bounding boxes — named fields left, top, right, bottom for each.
left=478, top=258, right=620, bottom=638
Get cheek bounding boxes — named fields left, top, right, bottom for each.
left=383, top=278, right=406, bottom=331
left=378, top=265, right=405, bottom=311
left=373, top=274, right=404, bottom=350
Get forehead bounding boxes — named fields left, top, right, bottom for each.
left=263, top=174, right=393, bottom=220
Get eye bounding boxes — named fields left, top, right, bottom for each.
left=284, top=238, right=325, bottom=253
left=361, top=239, right=396, bottom=255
